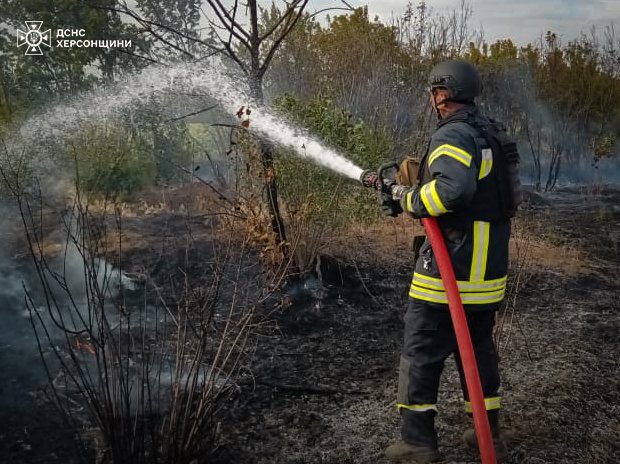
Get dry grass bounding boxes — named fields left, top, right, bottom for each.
left=323, top=215, right=424, bottom=266
left=87, top=182, right=230, bottom=217
left=326, top=215, right=585, bottom=275
left=520, top=237, right=585, bottom=274
left=15, top=185, right=260, bottom=464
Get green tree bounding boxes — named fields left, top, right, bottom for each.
left=0, top=0, right=147, bottom=119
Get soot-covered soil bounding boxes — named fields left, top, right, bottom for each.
left=213, top=187, right=620, bottom=464
left=1, top=186, right=618, bottom=463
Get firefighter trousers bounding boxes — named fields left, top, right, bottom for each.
left=397, top=300, right=501, bottom=449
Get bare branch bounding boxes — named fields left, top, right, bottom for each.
left=153, top=151, right=234, bottom=206
left=204, top=0, right=252, bottom=45
left=164, top=105, right=218, bottom=123
left=93, top=4, right=195, bottom=58
left=260, top=0, right=306, bottom=42
left=113, top=47, right=164, bottom=65
left=99, top=3, right=231, bottom=59
left=306, top=1, right=356, bottom=20
left=260, top=0, right=310, bottom=75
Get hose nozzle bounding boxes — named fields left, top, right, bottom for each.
left=360, top=169, right=380, bottom=190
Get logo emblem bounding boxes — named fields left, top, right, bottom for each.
left=17, top=21, right=52, bottom=55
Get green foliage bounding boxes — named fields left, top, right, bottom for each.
left=273, top=94, right=393, bottom=225
left=135, top=0, right=202, bottom=57
left=0, top=0, right=148, bottom=118
left=152, top=124, right=196, bottom=183
left=67, top=126, right=156, bottom=199
left=315, top=6, right=408, bottom=87
left=63, top=120, right=199, bottom=199
left=467, top=33, right=620, bottom=143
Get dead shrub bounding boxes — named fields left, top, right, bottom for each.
left=6, top=171, right=259, bottom=463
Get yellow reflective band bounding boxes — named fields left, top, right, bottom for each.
left=406, top=190, right=413, bottom=213
left=464, top=397, right=501, bottom=413
left=409, top=286, right=505, bottom=305
left=428, top=144, right=473, bottom=168
left=429, top=180, right=448, bottom=214
left=478, top=148, right=493, bottom=180
left=420, top=180, right=448, bottom=217
left=479, top=160, right=488, bottom=180
left=470, top=221, right=490, bottom=282
left=411, top=272, right=507, bottom=293
left=397, top=403, right=438, bottom=412
left=420, top=183, right=437, bottom=216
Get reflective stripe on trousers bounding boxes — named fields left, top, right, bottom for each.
left=464, top=396, right=501, bottom=413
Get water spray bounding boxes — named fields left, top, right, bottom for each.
left=233, top=102, right=363, bottom=180
left=10, top=59, right=364, bottom=182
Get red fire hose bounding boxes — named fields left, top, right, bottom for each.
left=421, top=217, right=497, bottom=464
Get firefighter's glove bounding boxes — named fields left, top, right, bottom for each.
left=381, top=192, right=403, bottom=217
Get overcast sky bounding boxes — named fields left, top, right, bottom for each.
left=121, top=0, right=620, bottom=46
left=312, top=0, right=620, bottom=45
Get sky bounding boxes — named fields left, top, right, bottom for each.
left=312, top=0, right=620, bottom=45
left=120, top=0, right=620, bottom=46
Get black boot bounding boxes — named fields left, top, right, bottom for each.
left=386, top=410, right=440, bottom=463
left=462, top=410, right=508, bottom=461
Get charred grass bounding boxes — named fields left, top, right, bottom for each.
left=211, top=186, right=620, bottom=464
left=2, top=185, right=619, bottom=464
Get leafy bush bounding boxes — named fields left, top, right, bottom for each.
left=64, top=122, right=197, bottom=199
left=273, top=94, right=393, bottom=226
left=66, top=125, right=156, bottom=199
left=152, top=124, right=197, bottom=183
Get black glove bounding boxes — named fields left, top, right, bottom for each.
left=380, top=192, right=403, bottom=217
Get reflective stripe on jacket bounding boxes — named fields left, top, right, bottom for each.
left=402, top=106, right=511, bottom=310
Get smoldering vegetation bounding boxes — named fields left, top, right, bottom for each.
left=0, top=175, right=266, bottom=463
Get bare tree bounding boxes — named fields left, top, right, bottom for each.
left=106, top=0, right=353, bottom=260
left=199, top=0, right=353, bottom=255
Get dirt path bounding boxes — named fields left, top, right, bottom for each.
left=214, top=187, right=620, bottom=464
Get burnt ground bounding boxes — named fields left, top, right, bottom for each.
left=212, top=186, right=620, bottom=464
left=1, top=185, right=619, bottom=463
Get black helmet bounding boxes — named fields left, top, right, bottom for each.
left=429, top=60, right=482, bottom=103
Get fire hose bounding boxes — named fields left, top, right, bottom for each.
left=360, top=165, right=497, bottom=464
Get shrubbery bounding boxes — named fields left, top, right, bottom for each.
left=273, top=94, right=393, bottom=226
left=65, top=123, right=197, bottom=199
left=66, top=125, right=156, bottom=199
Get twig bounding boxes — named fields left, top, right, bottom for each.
left=153, top=151, right=235, bottom=205
left=164, top=105, right=218, bottom=123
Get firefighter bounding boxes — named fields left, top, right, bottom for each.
left=384, top=60, right=521, bottom=463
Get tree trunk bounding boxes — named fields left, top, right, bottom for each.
left=524, top=116, right=542, bottom=191
left=0, top=67, right=12, bottom=122
left=545, top=146, right=562, bottom=192
left=249, top=71, right=288, bottom=252
left=246, top=0, right=288, bottom=256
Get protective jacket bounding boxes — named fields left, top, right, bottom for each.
left=402, top=105, right=513, bottom=310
